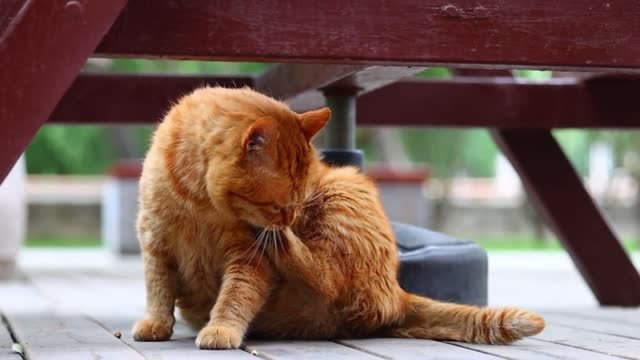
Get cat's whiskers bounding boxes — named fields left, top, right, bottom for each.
left=275, top=229, right=284, bottom=259
left=246, top=227, right=267, bottom=265
left=257, top=226, right=271, bottom=265
left=271, top=226, right=280, bottom=265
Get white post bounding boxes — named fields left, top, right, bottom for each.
left=0, top=155, right=27, bottom=279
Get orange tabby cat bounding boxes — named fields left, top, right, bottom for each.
left=132, top=87, right=544, bottom=349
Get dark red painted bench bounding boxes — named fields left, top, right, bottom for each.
left=2, top=0, right=639, bottom=305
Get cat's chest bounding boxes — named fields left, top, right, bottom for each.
left=173, top=219, right=226, bottom=272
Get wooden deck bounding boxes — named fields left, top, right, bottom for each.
left=1, top=251, right=639, bottom=359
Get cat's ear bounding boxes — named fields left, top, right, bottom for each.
left=242, top=117, right=278, bottom=152
left=299, top=107, right=331, bottom=141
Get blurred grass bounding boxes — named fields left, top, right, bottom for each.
left=24, top=234, right=640, bottom=252
left=25, top=236, right=102, bottom=248
left=474, top=234, right=640, bottom=252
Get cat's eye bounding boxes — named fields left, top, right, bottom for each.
left=271, top=203, right=282, bottom=212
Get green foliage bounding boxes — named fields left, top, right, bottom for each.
left=512, top=70, right=552, bottom=81
left=26, top=125, right=115, bottom=174
left=399, top=129, right=498, bottom=177
left=417, top=67, right=452, bottom=79
left=107, top=59, right=269, bottom=75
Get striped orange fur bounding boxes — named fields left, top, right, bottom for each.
left=132, top=87, right=544, bottom=349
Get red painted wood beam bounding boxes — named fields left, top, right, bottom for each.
left=492, top=130, right=640, bottom=306
left=48, top=74, right=640, bottom=128
left=356, top=77, right=592, bottom=128
left=358, top=75, right=640, bottom=128
left=254, top=64, right=367, bottom=100
left=96, top=0, right=640, bottom=71
left=50, top=73, right=253, bottom=124
left=0, top=0, right=128, bottom=182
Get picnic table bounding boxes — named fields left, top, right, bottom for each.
left=2, top=0, right=640, bottom=311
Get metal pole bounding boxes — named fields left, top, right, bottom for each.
left=324, top=94, right=356, bottom=150
left=321, top=90, right=363, bottom=168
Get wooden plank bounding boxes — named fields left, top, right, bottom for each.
left=0, top=0, right=128, bottom=182
left=535, top=323, right=640, bottom=359
left=450, top=338, right=623, bottom=360
left=544, top=308, right=640, bottom=325
left=97, top=0, right=640, bottom=71
left=356, top=77, right=591, bottom=128
left=254, top=64, right=366, bottom=100
left=492, top=129, right=640, bottom=306
left=99, top=318, right=255, bottom=360
left=4, top=314, right=144, bottom=360
left=541, top=312, right=640, bottom=339
left=244, top=340, right=382, bottom=360
left=257, top=64, right=425, bottom=115
left=51, top=74, right=640, bottom=128
left=358, top=74, right=640, bottom=128
left=26, top=269, right=253, bottom=359
left=0, top=316, right=21, bottom=360
left=49, top=73, right=253, bottom=124
left=340, top=338, right=501, bottom=359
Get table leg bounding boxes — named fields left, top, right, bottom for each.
left=0, top=0, right=128, bottom=181
left=492, top=129, right=640, bottom=306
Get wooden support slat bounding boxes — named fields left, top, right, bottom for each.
left=255, top=64, right=425, bottom=116
left=0, top=0, right=128, bottom=182
left=254, top=64, right=367, bottom=100
left=50, top=73, right=253, bottom=124
left=491, top=129, right=640, bottom=306
left=50, top=74, right=640, bottom=128
left=358, top=78, right=590, bottom=127
left=96, top=1, right=640, bottom=71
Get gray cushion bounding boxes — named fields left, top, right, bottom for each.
left=393, top=223, right=488, bottom=306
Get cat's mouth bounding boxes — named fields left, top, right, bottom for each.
left=248, top=224, right=265, bottom=238
left=247, top=223, right=284, bottom=238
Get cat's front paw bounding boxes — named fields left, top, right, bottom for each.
left=196, top=325, right=243, bottom=350
left=132, top=318, right=174, bottom=341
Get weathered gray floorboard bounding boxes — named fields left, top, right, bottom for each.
left=535, top=323, right=640, bottom=359
left=543, top=308, right=640, bottom=326
left=6, top=314, right=144, bottom=360
left=98, top=317, right=255, bottom=360
left=0, top=316, right=20, bottom=360
left=542, top=312, right=640, bottom=340
left=6, top=258, right=640, bottom=359
left=340, top=338, right=501, bottom=359
left=244, top=340, right=383, bottom=360
left=450, top=338, right=623, bottom=360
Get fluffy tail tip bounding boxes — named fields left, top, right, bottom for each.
left=508, top=310, right=545, bottom=339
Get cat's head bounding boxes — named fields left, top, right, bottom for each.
left=204, top=88, right=330, bottom=229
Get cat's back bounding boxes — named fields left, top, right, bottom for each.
left=301, top=164, right=395, bottom=251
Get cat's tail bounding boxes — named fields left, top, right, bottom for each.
left=387, top=292, right=544, bottom=344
